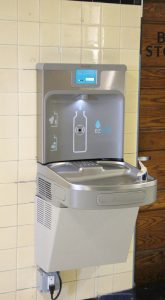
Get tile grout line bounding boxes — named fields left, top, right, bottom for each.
left=16, top=0, right=19, bottom=297
left=59, top=0, right=62, bottom=63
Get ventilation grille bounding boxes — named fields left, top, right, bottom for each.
left=38, top=177, right=52, bottom=200
left=37, top=198, right=52, bottom=230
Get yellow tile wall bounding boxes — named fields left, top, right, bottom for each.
left=0, top=0, right=142, bottom=299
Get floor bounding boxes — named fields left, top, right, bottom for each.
left=86, top=282, right=165, bottom=300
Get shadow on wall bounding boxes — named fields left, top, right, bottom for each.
left=70, top=0, right=142, bottom=5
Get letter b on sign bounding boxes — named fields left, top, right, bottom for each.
left=157, top=32, right=165, bottom=43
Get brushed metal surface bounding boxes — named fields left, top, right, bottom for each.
left=37, top=63, right=126, bottom=164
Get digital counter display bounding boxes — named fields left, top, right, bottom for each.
left=75, top=69, right=97, bottom=85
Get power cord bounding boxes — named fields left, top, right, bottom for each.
left=49, top=272, right=62, bottom=300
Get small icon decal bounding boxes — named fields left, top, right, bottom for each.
left=95, top=119, right=101, bottom=134
left=73, top=111, right=87, bottom=153
left=50, top=136, right=58, bottom=152
left=95, top=120, right=101, bottom=129
left=49, top=112, right=58, bottom=127
left=94, top=119, right=111, bottom=135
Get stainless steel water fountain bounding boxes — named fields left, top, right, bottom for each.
left=35, top=64, right=157, bottom=272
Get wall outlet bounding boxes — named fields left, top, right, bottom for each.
left=37, top=268, right=61, bottom=293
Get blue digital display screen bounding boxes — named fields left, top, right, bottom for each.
left=75, top=69, right=97, bottom=85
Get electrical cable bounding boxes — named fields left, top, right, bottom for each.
left=49, top=272, right=62, bottom=300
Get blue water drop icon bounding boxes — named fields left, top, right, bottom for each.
left=95, top=120, right=101, bottom=129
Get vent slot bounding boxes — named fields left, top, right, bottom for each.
left=37, top=198, right=52, bottom=230
left=37, top=198, right=44, bottom=225
left=38, top=177, right=52, bottom=200
left=45, top=202, right=52, bottom=229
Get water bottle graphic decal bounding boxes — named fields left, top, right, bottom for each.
left=73, top=111, right=87, bottom=153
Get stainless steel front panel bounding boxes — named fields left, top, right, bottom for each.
left=37, top=64, right=126, bottom=164
left=45, top=94, right=124, bottom=162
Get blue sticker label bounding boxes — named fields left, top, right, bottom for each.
left=95, top=120, right=101, bottom=129
left=95, top=120, right=111, bottom=135
left=75, top=69, right=97, bottom=85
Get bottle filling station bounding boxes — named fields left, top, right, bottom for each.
left=35, top=64, right=157, bottom=274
